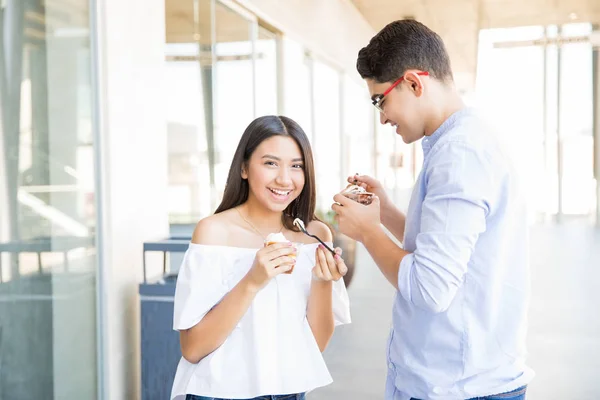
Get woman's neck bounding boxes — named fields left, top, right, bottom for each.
left=237, top=198, right=285, bottom=236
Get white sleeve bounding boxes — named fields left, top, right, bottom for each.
left=332, top=277, right=351, bottom=326
left=172, top=244, right=229, bottom=331
left=326, top=242, right=351, bottom=326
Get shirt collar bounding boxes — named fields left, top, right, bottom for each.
left=421, top=107, right=475, bottom=156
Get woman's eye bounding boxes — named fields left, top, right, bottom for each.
left=292, top=164, right=304, bottom=169
left=265, top=161, right=277, bottom=166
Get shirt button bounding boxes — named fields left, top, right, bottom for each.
left=388, top=362, right=394, bottom=370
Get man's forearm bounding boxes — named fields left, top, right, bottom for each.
left=381, top=204, right=406, bottom=243
left=361, top=226, right=410, bottom=290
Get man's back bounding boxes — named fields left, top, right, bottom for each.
left=389, top=108, right=534, bottom=399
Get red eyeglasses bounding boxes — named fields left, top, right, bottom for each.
left=371, top=71, right=429, bottom=112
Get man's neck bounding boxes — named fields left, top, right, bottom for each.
left=424, top=86, right=465, bottom=137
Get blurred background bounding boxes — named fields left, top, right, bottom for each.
left=0, top=0, right=599, bottom=399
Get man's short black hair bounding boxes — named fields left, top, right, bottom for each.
left=357, top=19, right=453, bottom=84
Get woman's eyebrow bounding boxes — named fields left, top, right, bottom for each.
left=262, top=154, right=303, bottom=162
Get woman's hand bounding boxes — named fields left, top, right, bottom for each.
left=312, top=245, right=348, bottom=282
left=244, top=242, right=297, bottom=292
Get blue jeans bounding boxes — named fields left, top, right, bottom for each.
left=186, top=394, right=306, bottom=400
left=410, top=385, right=527, bottom=400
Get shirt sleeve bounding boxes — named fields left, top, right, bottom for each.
left=332, top=277, right=352, bottom=326
left=327, top=242, right=352, bottom=326
left=173, top=244, right=229, bottom=331
left=398, top=140, right=499, bottom=313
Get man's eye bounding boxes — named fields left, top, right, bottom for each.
left=265, top=161, right=277, bottom=166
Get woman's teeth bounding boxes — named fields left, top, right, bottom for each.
left=269, top=188, right=291, bottom=196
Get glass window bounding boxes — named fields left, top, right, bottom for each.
left=255, top=26, right=279, bottom=116
left=476, top=24, right=595, bottom=217
left=476, top=27, right=547, bottom=217
left=342, top=75, right=374, bottom=179
left=282, top=38, right=312, bottom=135
left=558, top=24, right=595, bottom=214
left=165, top=0, right=276, bottom=221
left=165, top=0, right=213, bottom=223
left=313, top=60, right=342, bottom=211
left=213, top=1, right=257, bottom=203
left=0, top=0, right=98, bottom=398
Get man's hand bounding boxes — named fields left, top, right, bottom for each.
left=346, top=174, right=391, bottom=214
left=331, top=193, right=382, bottom=243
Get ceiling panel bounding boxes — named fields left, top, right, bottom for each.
left=351, top=0, right=599, bottom=92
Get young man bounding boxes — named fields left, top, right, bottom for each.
left=332, top=20, right=534, bottom=400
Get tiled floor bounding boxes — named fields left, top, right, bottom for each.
left=308, top=221, right=600, bottom=399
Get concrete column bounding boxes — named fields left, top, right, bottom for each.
left=593, top=27, right=600, bottom=227
left=93, top=0, right=170, bottom=397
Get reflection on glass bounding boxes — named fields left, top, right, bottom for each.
left=477, top=27, right=548, bottom=218
left=255, top=26, right=278, bottom=116
left=164, top=1, right=279, bottom=221
left=283, top=39, right=312, bottom=136
left=476, top=24, right=595, bottom=217
left=343, top=76, right=375, bottom=180
left=165, top=0, right=213, bottom=223
left=213, top=1, right=256, bottom=202
left=0, top=0, right=97, bottom=398
left=558, top=24, right=594, bottom=214
left=313, top=61, right=341, bottom=211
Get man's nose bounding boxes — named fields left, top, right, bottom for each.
left=379, top=111, right=388, bottom=125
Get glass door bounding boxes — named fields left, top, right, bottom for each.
left=0, top=0, right=99, bottom=398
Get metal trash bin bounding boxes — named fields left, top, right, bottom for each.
left=139, top=237, right=190, bottom=400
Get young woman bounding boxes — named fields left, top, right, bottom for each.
left=171, top=115, right=351, bottom=400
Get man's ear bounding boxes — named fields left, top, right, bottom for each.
left=404, top=71, right=425, bottom=97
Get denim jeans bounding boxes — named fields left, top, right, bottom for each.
left=410, top=385, right=527, bottom=400
left=186, top=393, right=306, bottom=400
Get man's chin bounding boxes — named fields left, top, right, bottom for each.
left=399, top=132, right=424, bottom=144
left=399, top=134, right=414, bottom=144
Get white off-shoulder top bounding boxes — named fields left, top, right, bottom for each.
left=170, top=242, right=351, bottom=400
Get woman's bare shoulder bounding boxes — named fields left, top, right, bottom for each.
left=304, top=220, right=333, bottom=243
left=191, top=210, right=237, bottom=245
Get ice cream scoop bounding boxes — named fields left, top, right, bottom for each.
left=340, top=184, right=374, bottom=205
left=264, top=232, right=295, bottom=274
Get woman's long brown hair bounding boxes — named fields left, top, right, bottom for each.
left=214, top=115, right=317, bottom=231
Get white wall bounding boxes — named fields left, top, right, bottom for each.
left=94, top=0, right=170, bottom=398
left=239, top=0, right=375, bottom=76
left=594, top=31, right=600, bottom=226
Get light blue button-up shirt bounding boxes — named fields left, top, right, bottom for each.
left=386, top=108, right=535, bottom=400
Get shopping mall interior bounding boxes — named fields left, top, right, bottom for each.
left=0, top=0, right=599, bottom=398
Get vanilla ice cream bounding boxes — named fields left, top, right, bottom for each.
left=264, top=232, right=288, bottom=244
left=264, top=232, right=296, bottom=274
